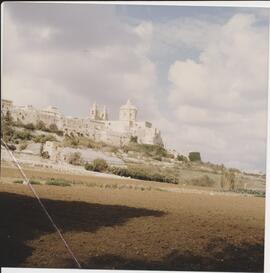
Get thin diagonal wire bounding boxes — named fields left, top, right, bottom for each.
left=1, top=138, right=82, bottom=269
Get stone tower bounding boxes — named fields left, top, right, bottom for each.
left=101, top=105, right=108, bottom=121
left=90, top=102, right=98, bottom=120
left=119, top=99, right=137, bottom=122
left=90, top=103, right=108, bottom=120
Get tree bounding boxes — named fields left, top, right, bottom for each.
left=49, top=123, right=58, bottom=132
left=36, top=120, right=47, bottom=131
left=92, top=158, right=108, bottom=172
left=2, top=123, right=15, bottom=142
left=177, top=154, right=188, bottom=162
left=221, top=170, right=236, bottom=190
left=24, top=123, right=35, bottom=130
left=68, top=152, right=82, bottom=165
left=4, top=110, right=13, bottom=125
left=130, top=136, right=138, bottom=143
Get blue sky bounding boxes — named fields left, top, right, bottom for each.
left=2, top=3, right=269, bottom=172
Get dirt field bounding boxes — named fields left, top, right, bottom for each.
left=0, top=165, right=265, bottom=271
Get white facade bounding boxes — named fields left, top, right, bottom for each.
left=1, top=99, right=164, bottom=147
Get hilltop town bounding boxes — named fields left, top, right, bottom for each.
left=1, top=99, right=163, bottom=147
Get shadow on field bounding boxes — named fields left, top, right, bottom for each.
left=83, top=242, right=264, bottom=272
left=0, top=191, right=165, bottom=267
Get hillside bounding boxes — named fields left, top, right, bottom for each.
left=1, top=115, right=266, bottom=195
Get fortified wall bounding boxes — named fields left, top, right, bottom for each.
left=1, top=99, right=164, bottom=147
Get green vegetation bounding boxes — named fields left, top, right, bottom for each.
left=13, top=119, right=63, bottom=136
left=1, top=111, right=15, bottom=142
left=177, top=154, right=188, bottom=162
left=63, top=134, right=117, bottom=152
left=13, top=180, right=23, bottom=184
left=13, top=179, right=41, bottom=184
left=14, top=130, right=33, bottom=141
left=108, top=165, right=178, bottom=184
left=29, top=180, right=41, bottom=185
left=68, top=152, right=83, bottom=165
left=48, top=123, right=58, bottom=132
left=153, top=155, right=162, bottom=161
left=188, top=152, right=201, bottom=162
left=187, top=175, right=216, bottom=187
left=41, top=151, right=50, bottom=159
left=84, top=158, right=109, bottom=172
left=45, top=178, right=71, bottom=187
left=123, top=143, right=172, bottom=159
left=234, top=189, right=265, bottom=197
left=64, top=135, right=100, bottom=148
left=130, top=136, right=138, bottom=143
left=36, top=120, right=47, bottom=131
left=33, top=134, right=57, bottom=143
left=84, top=162, right=94, bottom=171
left=19, top=142, right=28, bottom=151
left=4, top=110, right=13, bottom=125
left=24, top=123, right=35, bottom=130
left=7, top=144, right=16, bottom=151
left=46, top=123, right=63, bottom=136
left=220, top=170, right=236, bottom=190
left=92, top=158, right=108, bottom=172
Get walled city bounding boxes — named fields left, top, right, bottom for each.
left=1, top=99, right=163, bottom=147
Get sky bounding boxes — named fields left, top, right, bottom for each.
left=2, top=2, right=269, bottom=173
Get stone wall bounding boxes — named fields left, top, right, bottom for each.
left=1, top=99, right=164, bottom=147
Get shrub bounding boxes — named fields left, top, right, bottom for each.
left=70, top=138, right=79, bottom=147
left=122, top=143, right=169, bottom=159
left=41, top=151, right=50, bottom=159
left=177, top=154, right=188, bottom=162
left=33, top=134, right=57, bottom=143
left=221, top=170, right=236, bottom=190
left=29, top=180, right=41, bottom=185
left=36, top=120, right=47, bottom=131
left=46, top=178, right=71, bottom=187
left=14, top=120, right=24, bottom=127
left=2, top=124, right=15, bottom=142
left=188, top=175, right=215, bottom=187
left=3, top=110, right=13, bottom=125
left=24, top=123, right=35, bottom=130
left=84, top=162, right=94, bottom=171
left=107, top=146, right=119, bottom=153
left=19, top=142, right=28, bottom=151
left=153, top=156, right=162, bottom=161
left=7, top=144, right=16, bottom=151
left=188, top=152, right=201, bottom=162
left=108, top=166, right=130, bottom=176
left=14, top=130, right=33, bottom=140
left=130, top=136, right=138, bottom=143
left=49, top=123, right=58, bottom=132
left=92, top=158, right=108, bottom=172
left=13, top=180, right=23, bottom=184
left=68, top=152, right=83, bottom=165
left=56, top=130, right=64, bottom=136
left=108, top=165, right=177, bottom=184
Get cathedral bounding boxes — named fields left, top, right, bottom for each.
left=1, top=99, right=164, bottom=147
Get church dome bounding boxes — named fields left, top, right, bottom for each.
left=44, top=105, right=60, bottom=114
left=120, top=99, right=137, bottom=110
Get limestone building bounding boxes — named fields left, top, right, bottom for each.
left=1, top=99, right=163, bottom=147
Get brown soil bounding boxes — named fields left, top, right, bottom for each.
left=0, top=166, right=265, bottom=271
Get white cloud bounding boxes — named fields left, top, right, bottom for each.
left=166, top=13, right=268, bottom=171
left=2, top=4, right=268, bottom=172
left=2, top=5, right=162, bottom=120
